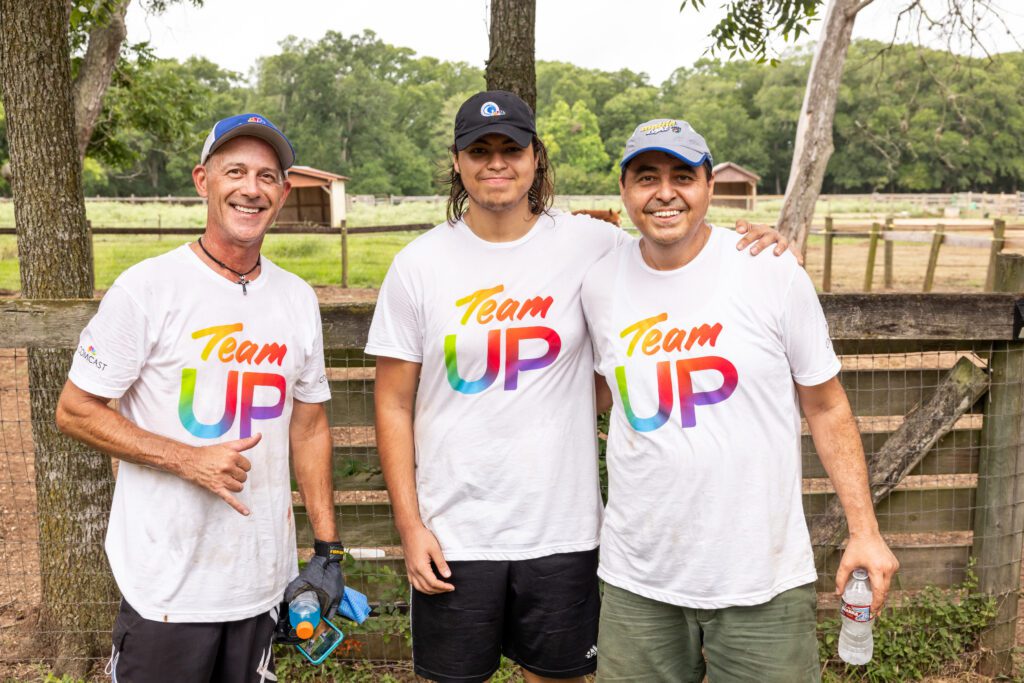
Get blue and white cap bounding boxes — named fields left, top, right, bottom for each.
left=199, top=113, right=295, bottom=170
left=620, top=119, right=713, bottom=170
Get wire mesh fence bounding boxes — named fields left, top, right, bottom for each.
left=0, top=297, right=1020, bottom=681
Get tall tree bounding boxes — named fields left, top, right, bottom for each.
left=486, top=0, right=537, bottom=111
left=72, top=0, right=130, bottom=159
left=683, top=0, right=1014, bottom=250
left=776, top=0, right=864, bottom=251
left=0, top=0, right=115, bottom=676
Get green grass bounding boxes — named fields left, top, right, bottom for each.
left=0, top=196, right=991, bottom=292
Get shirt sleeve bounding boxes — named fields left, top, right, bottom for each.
left=364, top=259, right=423, bottom=363
left=67, top=285, right=149, bottom=399
left=782, top=267, right=842, bottom=386
left=293, top=293, right=331, bottom=403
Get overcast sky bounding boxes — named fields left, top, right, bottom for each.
left=125, top=0, right=1024, bottom=86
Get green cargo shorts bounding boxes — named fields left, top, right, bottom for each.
left=596, top=582, right=820, bottom=683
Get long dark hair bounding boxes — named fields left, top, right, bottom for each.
left=444, top=136, right=555, bottom=225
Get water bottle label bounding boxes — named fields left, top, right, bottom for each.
left=841, top=600, right=871, bottom=623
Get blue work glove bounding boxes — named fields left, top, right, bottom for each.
left=285, top=539, right=346, bottom=619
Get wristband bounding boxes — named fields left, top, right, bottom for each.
left=314, top=539, right=345, bottom=563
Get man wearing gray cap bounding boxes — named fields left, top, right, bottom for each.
left=56, top=113, right=343, bottom=681
left=581, top=119, right=899, bottom=681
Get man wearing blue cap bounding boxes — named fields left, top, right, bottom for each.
left=56, top=114, right=344, bottom=681
left=581, top=119, right=900, bottom=681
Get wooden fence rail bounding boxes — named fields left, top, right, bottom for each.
left=0, top=223, right=434, bottom=289
left=1, top=287, right=1023, bottom=669
left=816, top=217, right=1024, bottom=293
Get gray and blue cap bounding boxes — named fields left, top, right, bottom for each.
left=620, top=119, right=713, bottom=170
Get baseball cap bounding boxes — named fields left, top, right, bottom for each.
left=454, top=91, right=536, bottom=151
left=620, top=119, right=713, bottom=170
left=199, top=113, right=295, bottom=170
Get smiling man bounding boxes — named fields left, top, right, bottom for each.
left=55, top=114, right=344, bottom=682
left=580, top=119, right=899, bottom=682
left=366, top=93, right=793, bottom=683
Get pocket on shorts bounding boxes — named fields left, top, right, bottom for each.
left=111, top=599, right=143, bottom=652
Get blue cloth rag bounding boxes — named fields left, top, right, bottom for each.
left=338, top=586, right=371, bottom=624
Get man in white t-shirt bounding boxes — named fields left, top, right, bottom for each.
left=581, top=119, right=900, bottom=682
left=366, top=91, right=790, bottom=683
left=56, top=114, right=343, bottom=682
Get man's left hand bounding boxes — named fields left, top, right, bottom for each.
left=285, top=547, right=346, bottom=619
left=734, top=219, right=803, bottom=265
left=836, top=532, right=899, bottom=613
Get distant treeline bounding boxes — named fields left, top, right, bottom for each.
left=2, top=31, right=1021, bottom=197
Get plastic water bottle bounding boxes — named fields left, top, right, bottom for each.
left=838, top=568, right=873, bottom=664
left=289, top=590, right=321, bottom=640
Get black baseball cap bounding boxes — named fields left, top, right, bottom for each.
left=454, top=90, right=536, bottom=151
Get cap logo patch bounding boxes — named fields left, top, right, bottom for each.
left=247, top=116, right=264, bottom=124
left=480, top=101, right=506, bottom=118
left=640, top=120, right=682, bottom=136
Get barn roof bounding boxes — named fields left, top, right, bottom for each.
left=712, top=162, right=761, bottom=183
left=288, top=165, right=350, bottom=188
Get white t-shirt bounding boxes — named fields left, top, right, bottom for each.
left=366, top=210, right=630, bottom=561
left=68, top=244, right=331, bottom=623
left=581, top=225, right=841, bottom=609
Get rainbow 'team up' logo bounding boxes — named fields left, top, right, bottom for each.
left=178, top=323, right=288, bottom=438
left=443, top=284, right=561, bottom=395
left=614, top=313, right=738, bottom=432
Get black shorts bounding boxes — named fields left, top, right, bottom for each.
left=110, top=599, right=278, bottom=683
left=411, top=548, right=600, bottom=683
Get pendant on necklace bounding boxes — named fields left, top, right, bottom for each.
left=238, top=276, right=249, bottom=295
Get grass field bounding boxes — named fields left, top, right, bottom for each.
left=0, top=197, right=1013, bottom=293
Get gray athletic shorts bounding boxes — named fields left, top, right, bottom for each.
left=109, top=599, right=278, bottom=683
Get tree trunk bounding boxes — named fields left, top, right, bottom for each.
left=0, top=1, right=116, bottom=676
left=73, top=0, right=130, bottom=160
left=486, top=0, right=537, bottom=112
left=777, top=0, right=870, bottom=250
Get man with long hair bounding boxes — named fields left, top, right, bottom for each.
left=367, top=91, right=788, bottom=683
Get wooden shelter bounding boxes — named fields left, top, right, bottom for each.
left=276, top=165, right=349, bottom=227
left=712, top=162, right=760, bottom=210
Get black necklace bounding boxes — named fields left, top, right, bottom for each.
left=197, top=237, right=260, bottom=295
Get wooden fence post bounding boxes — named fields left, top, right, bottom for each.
left=883, top=217, right=894, bottom=289
left=985, top=219, right=1007, bottom=292
left=85, top=219, right=95, bottom=294
left=822, top=217, right=834, bottom=292
left=863, top=222, right=880, bottom=292
left=341, top=220, right=349, bottom=289
left=973, top=253, right=1024, bottom=676
left=923, top=224, right=946, bottom=292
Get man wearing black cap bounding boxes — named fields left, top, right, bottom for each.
left=581, top=119, right=898, bottom=681
left=366, top=92, right=790, bottom=683
left=56, top=113, right=344, bottom=682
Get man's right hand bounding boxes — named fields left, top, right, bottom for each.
left=181, top=433, right=261, bottom=516
left=402, top=524, right=454, bottom=594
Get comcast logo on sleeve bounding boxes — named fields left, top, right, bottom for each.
left=77, top=344, right=107, bottom=371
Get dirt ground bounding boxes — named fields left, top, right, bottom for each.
left=0, top=240, right=1019, bottom=681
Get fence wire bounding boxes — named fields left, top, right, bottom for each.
left=0, top=339, right=1021, bottom=681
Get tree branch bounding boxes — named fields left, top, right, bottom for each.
left=72, top=0, right=129, bottom=160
